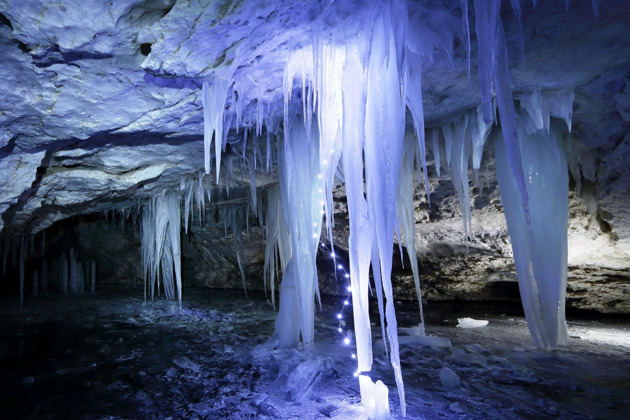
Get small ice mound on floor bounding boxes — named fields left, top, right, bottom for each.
left=398, top=323, right=425, bottom=337
left=440, top=367, right=461, bottom=389
left=456, top=317, right=489, bottom=329
left=172, top=356, right=201, bottom=373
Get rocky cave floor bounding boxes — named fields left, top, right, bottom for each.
left=0, top=286, right=629, bottom=420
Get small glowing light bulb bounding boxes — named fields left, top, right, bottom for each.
left=344, top=337, right=350, bottom=345
left=337, top=264, right=343, bottom=269
left=351, top=353, right=356, bottom=359
left=318, top=174, right=322, bottom=179
left=337, top=313, right=342, bottom=320
left=344, top=300, right=349, bottom=306
left=338, top=327, right=342, bottom=333
left=330, top=252, right=335, bottom=258
left=312, top=233, right=318, bottom=238
left=345, top=273, right=350, bottom=278
left=353, top=371, right=359, bottom=377
left=347, top=286, right=352, bottom=292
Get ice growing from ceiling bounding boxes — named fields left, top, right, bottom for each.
left=193, top=0, right=581, bottom=417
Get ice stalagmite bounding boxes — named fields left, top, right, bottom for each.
left=495, top=125, right=569, bottom=349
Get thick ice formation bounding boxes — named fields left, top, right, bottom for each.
left=141, top=192, right=183, bottom=305
left=495, top=90, right=573, bottom=349
left=185, top=0, right=579, bottom=416
left=270, top=114, right=323, bottom=349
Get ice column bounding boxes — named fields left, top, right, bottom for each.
left=364, top=4, right=407, bottom=415
left=495, top=125, right=569, bottom=349
left=272, top=114, right=323, bottom=349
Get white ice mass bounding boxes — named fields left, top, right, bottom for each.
left=1, top=0, right=622, bottom=418
left=166, top=0, right=583, bottom=416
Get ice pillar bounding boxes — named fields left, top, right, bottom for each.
left=495, top=126, right=569, bottom=349
left=273, top=114, right=323, bottom=350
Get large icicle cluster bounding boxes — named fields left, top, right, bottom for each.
left=265, top=115, right=324, bottom=349
left=194, top=1, right=584, bottom=417
left=141, top=192, right=183, bottom=305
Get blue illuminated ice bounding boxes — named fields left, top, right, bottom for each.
left=496, top=123, right=569, bottom=349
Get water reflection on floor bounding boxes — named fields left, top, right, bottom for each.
left=0, top=286, right=628, bottom=419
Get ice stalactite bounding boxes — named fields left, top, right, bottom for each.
left=495, top=90, right=574, bottom=349
left=473, top=0, right=532, bottom=234
left=312, top=41, right=344, bottom=242
left=141, top=192, right=182, bottom=305
left=496, top=125, right=569, bottom=349
left=271, top=114, right=323, bottom=350
left=460, top=0, right=471, bottom=85
left=222, top=203, right=248, bottom=297
left=263, top=184, right=291, bottom=311
left=397, top=132, right=425, bottom=334
left=364, top=3, right=407, bottom=415
left=442, top=115, right=472, bottom=244
left=203, top=77, right=231, bottom=181
left=406, top=50, right=431, bottom=206
left=340, top=36, right=383, bottom=418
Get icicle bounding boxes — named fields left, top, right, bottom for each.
left=272, top=113, right=322, bottom=349
left=471, top=105, right=493, bottom=170
left=544, top=89, right=574, bottom=133
left=315, top=41, right=345, bottom=242
left=494, top=16, right=532, bottom=234
left=496, top=124, right=569, bottom=349
left=341, top=36, right=378, bottom=410
left=397, top=132, right=425, bottom=333
left=202, top=77, right=231, bottom=181
left=406, top=50, right=431, bottom=206
left=442, top=115, right=472, bottom=244
left=365, top=6, right=406, bottom=415
left=509, top=0, right=526, bottom=63
left=473, top=0, right=501, bottom=123
left=141, top=192, right=182, bottom=305
left=460, top=0, right=471, bottom=86
left=432, top=129, right=441, bottom=177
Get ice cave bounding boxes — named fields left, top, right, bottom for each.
left=1, top=0, right=629, bottom=418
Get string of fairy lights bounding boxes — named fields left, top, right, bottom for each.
left=317, top=240, right=359, bottom=374
left=316, top=153, right=359, bottom=376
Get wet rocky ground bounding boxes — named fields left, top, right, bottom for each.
left=0, top=286, right=628, bottom=419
